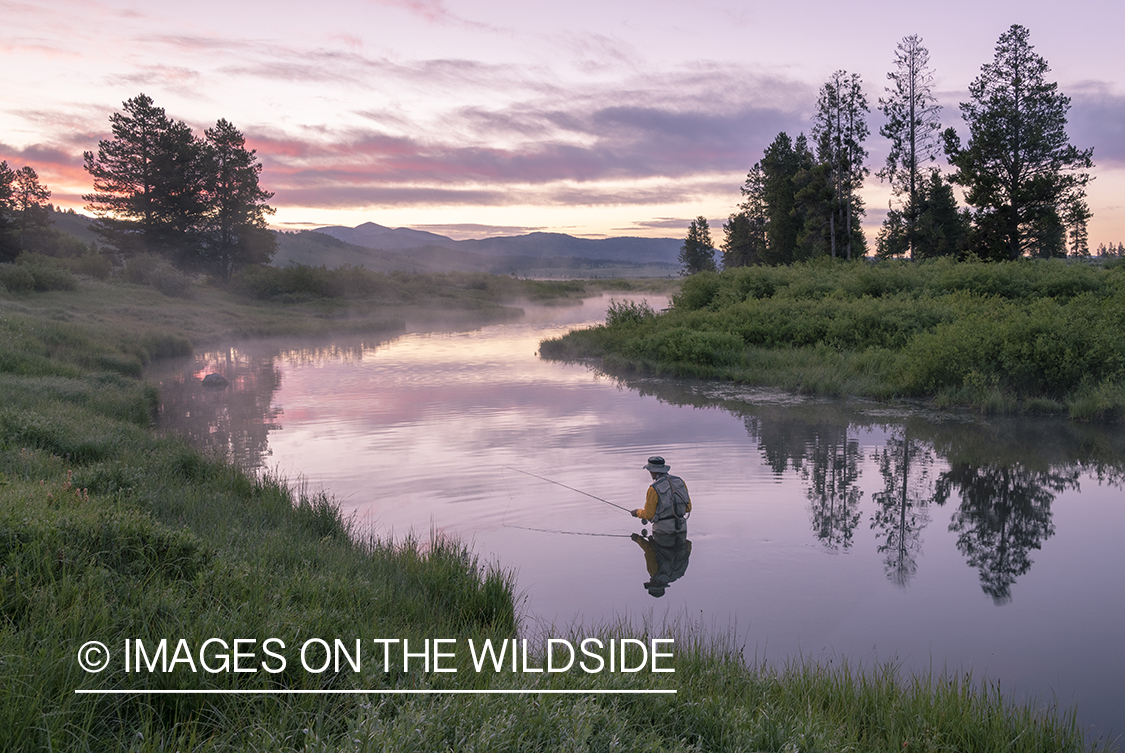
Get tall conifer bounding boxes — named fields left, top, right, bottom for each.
left=944, top=25, right=1093, bottom=259
left=200, top=119, right=276, bottom=281
left=680, top=217, right=716, bottom=275
left=83, top=94, right=206, bottom=259
left=878, top=35, right=943, bottom=259
left=812, top=71, right=869, bottom=259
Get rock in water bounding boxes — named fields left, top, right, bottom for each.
left=201, top=373, right=229, bottom=388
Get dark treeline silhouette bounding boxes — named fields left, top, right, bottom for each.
left=0, top=161, right=53, bottom=261
left=720, top=24, right=1093, bottom=268
left=83, top=94, right=276, bottom=281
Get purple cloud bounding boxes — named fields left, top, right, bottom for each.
left=1067, top=85, right=1125, bottom=168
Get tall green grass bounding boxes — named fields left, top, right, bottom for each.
left=542, top=258, right=1125, bottom=419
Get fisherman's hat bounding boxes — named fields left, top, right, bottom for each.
left=644, top=456, right=670, bottom=473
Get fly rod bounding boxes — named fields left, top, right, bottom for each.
left=502, top=522, right=634, bottom=538
left=502, top=466, right=632, bottom=513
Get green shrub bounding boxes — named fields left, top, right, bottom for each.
left=629, top=327, right=744, bottom=367
left=0, top=264, right=36, bottom=292
left=121, top=254, right=195, bottom=297
left=605, top=298, right=656, bottom=326
left=3, top=254, right=80, bottom=292
left=149, top=262, right=195, bottom=298
left=673, top=270, right=722, bottom=310
left=26, top=263, right=78, bottom=292
left=66, top=252, right=113, bottom=279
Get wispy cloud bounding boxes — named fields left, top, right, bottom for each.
left=367, top=0, right=453, bottom=24
left=630, top=217, right=697, bottom=230
left=411, top=222, right=546, bottom=238
left=1068, top=84, right=1125, bottom=168
left=0, top=139, right=92, bottom=207
left=103, top=65, right=206, bottom=97
left=273, top=184, right=507, bottom=209
left=237, top=65, right=811, bottom=210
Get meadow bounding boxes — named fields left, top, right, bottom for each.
left=0, top=260, right=1108, bottom=750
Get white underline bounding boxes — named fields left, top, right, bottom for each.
left=75, top=688, right=676, bottom=695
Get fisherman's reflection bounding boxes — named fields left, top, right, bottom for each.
left=631, top=531, right=692, bottom=598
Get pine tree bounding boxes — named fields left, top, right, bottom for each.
left=759, top=132, right=809, bottom=265
left=83, top=94, right=207, bottom=259
left=724, top=160, right=770, bottom=268
left=200, top=119, right=276, bottom=281
left=877, top=170, right=968, bottom=259
left=812, top=71, right=869, bottom=260
left=721, top=211, right=761, bottom=268
left=679, top=217, right=716, bottom=275
left=0, top=161, right=13, bottom=218
left=944, top=25, right=1093, bottom=260
left=792, top=161, right=835, bottom=261
left=12, top=166, right=51, bottom=251
left=0, top=161, right=16, bottom=261
left=878, top=35, right=943, bottom=259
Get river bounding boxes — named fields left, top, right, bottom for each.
left=149, top=293, right=1125, bottom=742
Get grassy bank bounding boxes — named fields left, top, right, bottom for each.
left=541, top=257, right=1125, bottom=420
left=0, top=268, right=1109, bottom=750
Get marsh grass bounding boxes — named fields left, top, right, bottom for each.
left=542, top=258, right=1125, bottom=420
left=0, top=271, right=1112, bottom=750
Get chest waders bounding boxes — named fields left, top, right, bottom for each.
left=650, top=474, right=690, bottom=534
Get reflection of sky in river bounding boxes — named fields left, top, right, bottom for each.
left=151, top=294, right=1125, bottom=742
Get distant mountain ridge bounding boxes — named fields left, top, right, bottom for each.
left=37, top=213, right=682, bottom=276
left=316, top=222, right=682, bottom=264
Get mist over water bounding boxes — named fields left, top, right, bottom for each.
left=150, top=294, right=1125, bottom=741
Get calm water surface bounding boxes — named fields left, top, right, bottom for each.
left=150, top=295, right=1125, bottom=741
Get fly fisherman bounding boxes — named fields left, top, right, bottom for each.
left=631, top=456, right=691, bottom=533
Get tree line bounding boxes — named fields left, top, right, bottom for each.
left=0, top=162, right=53, bottom=261
left=679, top=24, right=1098, bottom=274
left=81, top=94, right=276, bottom=281
left=3, top=95, right=276, bottom=281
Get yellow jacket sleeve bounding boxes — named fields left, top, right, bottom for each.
left=634, top=486, right=659, bottom=520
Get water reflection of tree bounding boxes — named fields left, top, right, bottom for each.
left=584, top=369, right=1125, bottom=596
left=804, top=429, right=863, bottom=551
left=156, top=347, right=283, bottom=470
left=745, top=416, right=821, bottom=475
left=934, top=463, right=1078, bottom=604
left=746, top=416, right=863, bottom=551
left=751, top=414, right=864, bottom=549
left=870, top=430, right=935, bottom=586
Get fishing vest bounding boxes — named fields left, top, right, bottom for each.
left=650, top=474, right=690, bottom=534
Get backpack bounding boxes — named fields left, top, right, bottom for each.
left=652, top=474, right=690, bottom=531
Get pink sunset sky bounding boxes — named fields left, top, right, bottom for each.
left=3, top=0, right=1124, bottom=246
